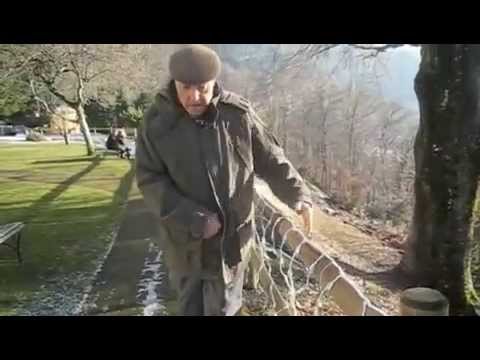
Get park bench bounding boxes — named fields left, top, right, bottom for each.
left=101, top=148, right=133, bottom=160
left=101, top=149, right=121, bottom=158
left=0, top=222, right=24, bottom=263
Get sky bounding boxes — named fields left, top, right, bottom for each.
left=308, top=44, right=421, bottom=112
left=217, top=44, right=422, bottom=113
left=378, top=45, right=421, bottom=111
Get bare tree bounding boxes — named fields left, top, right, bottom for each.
left=2, top=44, right=174, bottom=155
left=29, top=78, right=73, bottom=145
left=376, top=103, right=410, bottom=193
left=339, top=84, right=381, bottom=177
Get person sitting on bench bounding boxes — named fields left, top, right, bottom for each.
left=115, top=131, right=132, bottom=159
left=106, top=130, right=131, bottom=159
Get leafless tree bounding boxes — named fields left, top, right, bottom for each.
left=1, top=44, right=176, bottom=155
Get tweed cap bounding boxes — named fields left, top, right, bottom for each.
left=169, top=44, right=222, bottom=84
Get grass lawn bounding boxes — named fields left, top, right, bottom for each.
left=0, top=143, right=135, bottom=315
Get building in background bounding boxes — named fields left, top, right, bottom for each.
left=47, top=106, right=81, bottom=135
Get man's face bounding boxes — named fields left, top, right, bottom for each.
left=175, top=80, right=216, bottom=117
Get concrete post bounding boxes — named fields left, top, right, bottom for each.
left=400, top=287, right=449, bottom=316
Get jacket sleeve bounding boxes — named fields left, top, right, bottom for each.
left=135, top=122, right=210, bottom=240
left=249, top=109, right=312, bottom=209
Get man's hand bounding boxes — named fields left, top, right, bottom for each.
left=203, top=213, right=222, bottom=239
left=295, top=202, right=313, bottom=238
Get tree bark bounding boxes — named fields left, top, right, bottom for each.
left=401, top=45, right=480, bottom=315
left=62, top=127, right=70, bottom=145
left=76, top=105, right=95, bottom=156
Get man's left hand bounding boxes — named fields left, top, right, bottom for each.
left=295, top=202, right=313, bottom=238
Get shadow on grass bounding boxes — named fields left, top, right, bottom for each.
left=32, top=157, right=99, bottom=165
left=24, top=156, right=103, bottom=223
left=0, top=160, right=137, bottom=314
left=0, top=156, right=135, bottom=265
left=110, top=160, right=136, bottom=209
left=3, top=158, right=137, bottom=226
left=0, top=199, right=42, bottom=207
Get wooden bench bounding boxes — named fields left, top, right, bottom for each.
left=101, top=149, right=133, bottom=160
left=101, top=149, right=121, bottom=157
left=0, top=222, right=24, bottom=263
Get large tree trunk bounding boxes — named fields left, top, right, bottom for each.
left=63, top=129, right=70, bottom=145
left=401, top=45, right=480, bottom=315
left=60, top=119, right=70, bottom=145
left=76, top=105, right=95, bottom=156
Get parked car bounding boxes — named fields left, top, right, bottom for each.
left=0, top=125, right=17, bottom=136
left=13, top=125, right=27, bottom=134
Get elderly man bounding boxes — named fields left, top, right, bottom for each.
left=136, top=44, right=313, bottom=316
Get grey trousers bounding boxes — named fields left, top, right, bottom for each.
left=171, top=259, right=247, bottom=316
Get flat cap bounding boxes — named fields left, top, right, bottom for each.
left=169, top=44, right=221, bottom=84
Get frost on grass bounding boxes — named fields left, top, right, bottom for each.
left=16, top=230, right=118, bottom=316
left=137, top=241, right=169, bottom=316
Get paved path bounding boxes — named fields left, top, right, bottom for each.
left=80, top=198, right=175, bottom=316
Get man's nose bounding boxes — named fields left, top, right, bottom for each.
left=190, top=89, right=201, bottom=102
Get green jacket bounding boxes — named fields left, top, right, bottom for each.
left=136, top=82, right=310, bottom=283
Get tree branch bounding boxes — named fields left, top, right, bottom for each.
left=29, top=79, right=54, bottom=114
left=38, top=72, right=77, bottom=107
left=85, top=69, right=110, bottom=82
left=1, top=51, right=41, bottom=82
left=76, top=75, right=85, bottom=105
left=350, top=44, right=405, bottom=53
left=280, top=44, right=340, bottom=72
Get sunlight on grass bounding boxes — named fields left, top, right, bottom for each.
left=0, top=143, right=135, bottom=315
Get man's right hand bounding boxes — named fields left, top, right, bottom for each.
left=203, top=213, right=222, bottom=239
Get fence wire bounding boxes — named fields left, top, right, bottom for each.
left=243, top=200, right=341, bottom=315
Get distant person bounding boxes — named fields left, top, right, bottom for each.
left=106, top=130, right=119, bottom=151
left=106, top=130, right=132, bottom=159
left=136, top=45, right=313, bottom=316
left=114, top=131, right=130, bottom=159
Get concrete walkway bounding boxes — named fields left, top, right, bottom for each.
left=80, top=198, right=174, bottom=316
